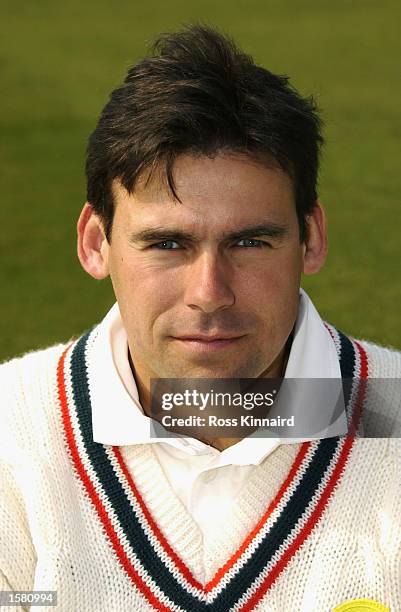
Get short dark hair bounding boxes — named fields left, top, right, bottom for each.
left=86, top=24, right=323, bottom=242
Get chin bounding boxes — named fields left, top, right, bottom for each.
left=167, top=362, right=262, bottom=380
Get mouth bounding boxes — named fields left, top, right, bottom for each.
left=170, top=334, right=247, bottom=352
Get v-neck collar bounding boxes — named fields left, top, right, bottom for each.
left=57, top=323, right=368, bottom=611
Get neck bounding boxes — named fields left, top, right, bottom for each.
left=129, top=332, right=293, bottom=452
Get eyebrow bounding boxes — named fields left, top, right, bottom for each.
left=129, top=223, right=289, bottom=244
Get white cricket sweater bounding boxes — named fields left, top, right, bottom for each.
left=1, top=324, right=401, bottom=612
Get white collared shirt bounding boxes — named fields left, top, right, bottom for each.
left=90, top=289, right=345, bottom=533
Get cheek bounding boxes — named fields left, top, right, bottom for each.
left=233, top=253, right=302, bottom=337
left=109, top=254, right=179, bottom=324
left=237, top=249, right=302, bottom=299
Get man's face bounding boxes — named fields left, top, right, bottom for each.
left=103, top=153, right=306, bottom=385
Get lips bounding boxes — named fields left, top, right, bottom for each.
left=171, top=334, right=246, bottom=352
left=174, top=335, right=244, bottom=342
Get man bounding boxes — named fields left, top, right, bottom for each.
left=1, top=25, right=400, bottom=612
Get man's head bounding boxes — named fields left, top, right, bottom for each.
left=77, top=25, right=327, bottom=399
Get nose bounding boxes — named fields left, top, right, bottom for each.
left=184, top=250, right=235, bottom=314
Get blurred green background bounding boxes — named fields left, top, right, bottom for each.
left=1, top=0, right=400, bottom=361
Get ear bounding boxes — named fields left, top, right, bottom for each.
left=77, top=203, right=110, bottom=280
left=302, top=201, right=328, bottom=275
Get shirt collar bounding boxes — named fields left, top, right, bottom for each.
left=285, top=288, right=341, bottom=379
left=91, top=289, right=345, bottom=458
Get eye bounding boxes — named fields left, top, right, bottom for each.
left=235, top=238, right=269, bottom=248
left=151, top=240, right=181, bottom=250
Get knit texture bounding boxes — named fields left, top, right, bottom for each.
left=0, top=325, right=400, bottom=612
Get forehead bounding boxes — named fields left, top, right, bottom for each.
left=111, top=153, right=296, bottom=231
